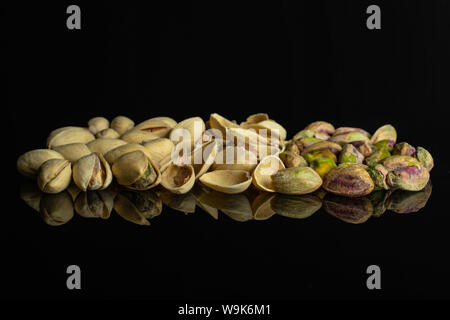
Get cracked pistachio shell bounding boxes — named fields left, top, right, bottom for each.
left=225, top=127, right=272, bottom=147
left=387, top=181, right=432, bottom=214
left=323, top=163, right=374, bottom=197
left=240, top=113, right=270, bottom=128
left=304, top=149, right=337, bottom=164
left=170, top=117, right=206, bottom=146
left=372, top=139, right=395, bottom=152
left=212, top=146, right=258, bottom=172
left=209, top=113, right=240, bottom=136
left=104, top=143, right=153, bottom=165
left=117, top=190, right=162, bottom=220
left=251, top=192, right=276, bottom=220
left=51, top=143, right=92, bottom=163
left=415, top=146, right=434, bottom=172
left=304, top=121, right=335, bottom=139
left=39, top=191, right=74, bottom=226
left=161, top=164, right=195, bottom=194
left=301, top=141, right=342, bottom=156
left=142, top=138, right=175, bottom=168
left=245, top=120, right=287, bottom=142
left=392, top=142, right=416, bottom=156
left=339, top=144, right=364, bottom=164
left=381, top=155, right=421, bottom=171
left=110, top=116, right=135, bottom=135
left=74, top=190, right=114, bottom=219
left=310, top=158, right=337, bottom=178
left=350, top=140, right=373, bottom=157
left=159, top=189, right=196, bottom=214
left=333, top=127, right=370, bottom=137
left=284, top=140, right=300, bottom=155
left=370, top=124, right=397, bottom=145
left=323, top=194, right=373, bottom=224
left=120, top=129, right=160, bottom=144
left=271, top=194, right=322, bottom=219
left=279, top=151, right=308, bottom=168
left=72, top=153, right=112, bottom=191
left=252, top=155, right=285, bottom=192
left=88, top=117, right=109, bottom=134
left=192, top=140, right=218, bottom=179
left=111, top=150, right=161, bottom=190
left=46, top=127, right=95, bottom=148
left=37, top=159, right=72, bottom=194
left=20, top=181, right=43, bottom=212
left=134, top=118, right=174, bottom=138
left=17, top=149, right=65, bottom=178
left=329, top=132, right=370, bottom=146
left=364, top=147, right=391, bottom=166
left=296, top=137, right=323, bottom=149
left=366, top=164, right=389, bottom=190
left=292, top=129, right=316, bottom=141
left=271, top=166, right=322, bottom=195
left=386, top=164, right=430, bottom=191
left=96, top=128, right=120, bottom=139
left=86, top=138, right=127, bottom=155
left=114, top=193, right=150, bottom=225
left=200, top=170, right=252, bottom=194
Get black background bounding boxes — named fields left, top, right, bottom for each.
left=5, top=0, right=450, bottom=302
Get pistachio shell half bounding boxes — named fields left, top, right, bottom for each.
left=322, top=163, right=374, bottom=197
left=271, top=166, right=322, bottom=195
left=88, top=117, right=109, bottom=134
left=142, top=138, right=175, bottom=168
left=110, top=116, right=135, bottom=135
left=17, top=149, right=65, bottom=178
left=52, top=143, right=92, bottom=163
left=209, top=113, right=240, bottom=136
left=72, top=153, right=112, bottom=191
left=252, top=155, right=285, bottom=192
left=212, top=146, right=258, bottom=172
left=370, top=124, right=397, bottom=145
left=134, top=118, right=174, bottom=138
left=191, top=140, right=218, bottom=179
left=245, top=120, right=287, bottom=142
left=161, top=164, right=195, bottom=194
left=170, top=117, right=205, bottom=146
left=199, top=170, right=252, bottom=194
left=37, top=159, right=72, bottom=194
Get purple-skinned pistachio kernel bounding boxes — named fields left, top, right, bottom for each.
left=338, top=144, right=364, bottom=164
left=323, top=163, right=374, bottom=197
left=415, top=146, right=434, bottom=172
left=386, top=164, right=430, bottom=191
left=370, top=124, right=397, bottom=145
left=392, top=142, right=416, bottom=156
left=333, top=127, right=371, bottom=138
left=365, top=148, right=391, bottom=166
left=350, top=140, right=373, bottom=157
left=366, top=164, right=389, bottom=190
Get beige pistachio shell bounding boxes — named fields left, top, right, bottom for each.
left=192, top=140, right=218, bottom=179
left=52, top=143, right=92, bottom=163
left=19, top=181, right=43, bottom=212
left=104, top=143, right=154, bottom=165
left=226, top=127, right=272, bottom=147
left=142, top=138, right=175, bottom=167
left=199, top=170, right=252, bottom=194
left=170, top=117, right=205, bottom=146
left=370, top=124, right=397, bottom=145
left=134, top=118, right=173, bottom=138
left=120, top=129, right=160, bottom=144
left=110, top=116, right=135, bottom=135
left=17, top=149, right=65, bottom=178
left=209, top=113, right=240, bottom=136
left=252, top=155, right=285, bottom=192
left=47, top=127, right=95, bottom=148
left=159, top=189, right=196, bottom=214
left=245, top=120, right=287, bottom=142
left=150, top=116, right=177, bottom=128
left=301, top=141, right=342, bottom=156
left=114, top=193, right=150, bottom=225
left=212, top=146, right=258, bottom=172
left=74, top=190, right=114, bottom=219
left=96, top=128, right=120, bottom=139
left=161, top=164, right=195, bottom=194
left=240, top=113, right=270, bottom=127
left=39, top=191, right=74, bottom=226
left=72, top=153, right=112, bottom=191
left=37, top=159, right=72, bottom=194
left=86, top=138, right=127, bottom=155
left=88, top=117, right=109, bottom=134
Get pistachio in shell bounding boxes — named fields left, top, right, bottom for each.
left=46, top=127, right=95, bottom=148
left=96, top=128, right=120, bottom=139
left=310, top=158, right=337, bottom=178
left=387, top=181, right=432, bottom=214
left=271, top=194, right=322, bottom=219
left=386, top=164, right=430, bottom=191
left=37, top=159, right=72, bottom=194
left=338, top=144, right=364, bottom=164
left=17, top=149, right=65, bottom=178
left=88, top=117, right=109, bottom=135
left=86, top=138, right=127, bottom=155
left=349, top=140, right=373, bottom=157
left=323, top=194, right=373, bottom=224
left=392, top=142, right=416, bottom=156
left=370, top=124, right=397, bottom=145
left=296, top=137, right=323, bottom=149
left=74, top=190, right=114, bottom=219
left=72, top=153, right=112, bottom=191
left=301, top=141, right=342, bottom=156
left=161, top=164, right=195, bottom=194
left=372, top=139, right=395, bottom=152
left=120, top=129, right=160, bottom=144
left=199, top=170, right=252, bottom=194
left=134, top=118, right=174, bottom=138
left=322, top=163, right=374, bottom=197
left=304, top=121, right=335, bottom=140
left=333, top=127, right=370, bottom=137
left=52, top=143, right=92, bottom=163
left=415, top=146, right=434, bottom=171
left=111, top=150, right=161, bottom=190
left=366, top=163, right=389, bottom=190
left=110, top=116, right=135, bottom=135
left=381, top=155, right=421, bottom=171
left=252, top=155, right=285, bottom=192
left=279, top=151, right=308, bottom=168
left=170, top=117, right=205, bottom=146
left=271, top=166, right=322, bottom=195
left=104, top=143, right=153, bottom=165
left=329, top=131, right=370, bottom=146
left=142, top=138, right=175, bottom=168
left=39, top=191, right=74, bottom=226
left=364, top=147, right=391, bottom=166
left=292, top=129, right=316, bottom=141
left=304, top=149, right=337, bottom=164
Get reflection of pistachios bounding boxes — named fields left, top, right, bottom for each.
left=271, top=194, right=322, bottom=219
left=387, top=182, right=432, bottom=214
left=39, top=191, right=74, bottom=226
left=323, top=194, right=373, bottom=224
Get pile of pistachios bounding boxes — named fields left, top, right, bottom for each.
left=17, top=114, right=434, bottom=201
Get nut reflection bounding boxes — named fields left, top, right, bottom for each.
left=271, top=194, right=322, bottom=219
left=387, top=181, right=432, bottom=214
left=323, top=194, right=373, bottom=224
left=39, top=191, right=74, bottom=226
left=74, top=189, right=115, bottom=219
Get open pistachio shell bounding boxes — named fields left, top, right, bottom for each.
left=39, top=191, right=74, bottom=226
left=240, top=113, right=270, bottom=127
left=37, top=159, right=72, bottom=194
left=322, top=163, right=374, bottom=197
left=86, top=138, right=127, bottom=155
left=329, top=132, right=370, bottom=145
left=142, top=138, right=175, bottom=168
left=74, top=190, right=114, bottom=219
left=333, top=127, right=370, bottom=137
left=271, top=166, right=323, bottom=195
left=252, top=155, right=285, bottom=192
left=386, top=164, right=430, bottom=191
left=301, top=141, right=342, bottom=156
left=161, top=164, right=195, bottom=194
left=120, top=129, right=160, bottom=144
left=415, top=146, right=434, bottom=172
left=271, top=194, right=322, bottom=219
left=72, top=153, right=112, bottom=191
left=110, top=116, right=134, bottom=135
left=279, top=151, right=308, bottom=168
left=392, top=142, right=416, bottom=156
left=170, top=117, right=205, bottom=146
left=338, top=144, right=364, bottom=164
left=381, top=155, right=421, bottom=171
left=47, top=127, right=95, bottom=148
left=20, top=181, right=43, bottom=212
left=17, top=149, right=65, bottom=178
left=199, top=170, right=252, bottom=194
left=104, top=143, right=154, bottom=165
left=245, top=120, right=287, bottom=142
left=159, top=189, right=196, bottom=214
left=111, top=150, right=161, bottom=190
left=88, top=117, right=109, bottom=134
left=323, top=194, right=373, bottom=224
left=370, top=124, right=397, bottom=145
left=191, top=140, right=218, bottom=179
left=225, top=127, right=272, bottom=148
left=212, top=146, right=258, bottom=172
left=350, top=140, right=373, bottom=157
left=387, top=181, right=432, bottom=213
left=114, top=193, right=150, bottom=225
left=209, top=113, right=240, bottom=136
left=96, top=128, right=120, bottom=139
left=134, top=118, right=173, bottom=138
left=304, top=121, right=335, bottom=139
left=251, top=192, right=276, bottom=220
left=52, top=143, right=92, bottom=163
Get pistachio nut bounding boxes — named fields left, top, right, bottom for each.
left=364, top=147, right=391, bottom=166
left=349, top=140, right=373, bottom=157
left=329, top=132, right=370, bottom=145
left=322, top=163, right=374, bottom=197
left=86, top=138, right=127, bottom=155
left=387, top=181, right=432, bottom=214
left=37, top=159, right=72, bottom=194
left=301, top=141, right=342, bottom=156
left=415, top=146, right=434, bottom=171
left=134, top=118, right=174, bottom=138
left=333, top=127, right=370, bottom=137
left=142, top=138, right=175, bottom=168
left=292, top=129, right=316, bottom=141
left=72, top=153, right=112, bottom=191
left=161, top=164, right=195, bottom=194
left=120, top=129, right=160, bottom=144
left=88, top=117, right=109, bottom=134
left=366, top=163, right=389, bottom=190
left=372, top=139, right=395, bottom=151
left=111, top=150, right=161, bottom=190
left=271, top=194, right=322, bottom=219
left=304, top=121, right=335, bottom=140
left=304, top=149, right=337, bottom=164
left=271, top=166, right=322, bottom=195
left=381, top=155, right=421, bottom=171
left=46, top=127, right=95, bottom=148
left=279, top=151, right=308, bottom=168
left=17, top=149, right=65, bottom=178
left=310, top=157, right=337, bottom=178
left=114, top=193, right=150, bottom=225
left=95, top=128, right=120, bottom=139
left=191, top=140, right=217, bottom=179
left=392, top=142, right=416, bottom=156
left=338, top=144, right=364, bottom=164
left=284, top=140, right=300, bottom=155
left=39, top=191, right=74, bottom=226
left=74, top=190, right=114, bottom=219
left=52, top=143, right=92, bottom=163
left=170, top=117, right=206, bottom=146
left=104, top=143, right=153, bottom=165
left=110, top=116, right=135, bottom=135
left=370, top=124, right=397, bottom=145
left=386, top=164, right=430, bottom=191
left=252, top=155, right=285, bottom=192
left=199, top=170, right=252, bottom=194
left=245, top=119, right=287, bottom=142
left=323, top=194, right=373, bottom=224
left=296, top=137, right=323, bottom=149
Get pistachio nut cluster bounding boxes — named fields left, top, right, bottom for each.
left=17, top=115, right=433, bottom=200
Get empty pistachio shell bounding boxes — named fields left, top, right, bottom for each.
left=245, top=120, right=287, bottom=142
left=323, top=194, right=373, bottom=224
left=329, top=132, right=370, bottom=145
left=104, top=143, right=154, bottom=165
left=142, top=138, right=175, bottom=168
left=111, top=150, right=161, bottom=190
left=338, top=144, right=364, bottom=164
left=115, top=190, right=162, bottom=220
left=170, top=117, right=205, bottom=146
left=134, top=118, right=173, bottom=138
left=240, top=113, right=270, bottom=127
left=366, top=164, right=389, bottom=190
left=271, top=194, right=322, bottom=219
left=252, top=155, right=285, bottom=192
left=199, top=170, right=252, bottom=194
left=310, top=158, right=337, bottom=178
left=96, top=128, right=120, bottom=139
left=47, top=127, right=95, bottom=148
left=251, top=192, right=276, bottom=220
left=110, top=116, right=134, bottom=135
left=381, top=155, right=421, bottom=171
left=52, top=143, right=92, bottom=163
left=372, top=139, right=395, bottom=151
left=88, top=117, right=109, bottom=134
left=333, top=127, right=370, bottom=137
left=159, top=189, right=196, bottom=214
left=161, top=164, right=195, bottom=194
left=39, top=191, right=74, bottom=226
left=292, top=129, right=316, bottom=141
left=370, top=124, right=397, bottom=145
left=349, top=140, right=373, bottom=157
left=271, top=166, right=322, bottom=195
left=392, top=142, right=416, bottom=156
left=387, top=181, right=432, bottom=213
left=20, top=181, right=43, bottom=212
left=386, top=164, right=430, bottom=191
left=72, top=153, right=112, bottom=191
left=279, top=151, right=308, bottom=168
left=86, top=138, right=127, bottom=155
left=304, top=149, right=337, bottom=164
left=74, top=190, right=114, bottom=219
left=209, top=113, right=240, bottom=136
left=225, top=127, right=272, bottom=148
left=192, top=140, right=218, bottom=179
left=212, top=146, right=258, bottom=172
left=301, top=141, right=342, bottom=156
left=322, top=163, right=374, bottom=197
left=17, top=149, right=65, bottom=178
left=37, top=159, right=72, bottom=194
left=120, top=129, right=160, bottom=144
left=114, top=193, right=150, bottom=225
left=364, top=147, right=391, bottom=166
left=415, top=146, right=434, bottom=171
left=305, top=121, right=335, bottom=139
